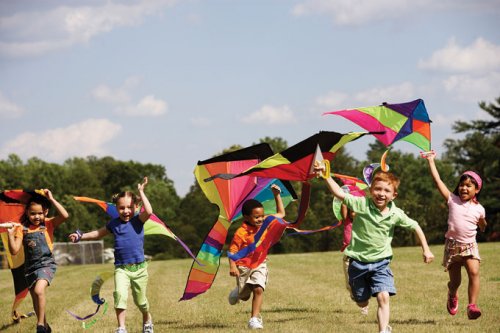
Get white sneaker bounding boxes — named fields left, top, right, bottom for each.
left=115, top=328, right=127, bottom=333
left=379, top=325, right=392, bottom=333
left=248, top=316, right=263, bottom=329
left=361, top=305, right=369, bottom=315
left=143, top=321, right=154, bottom=333
left=228, top=287, right=240, bottom=305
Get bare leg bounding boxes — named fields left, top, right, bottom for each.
left=464, top=258, right=480, bottom=304
left=116, top=308, right=126, bottom=328
left=251, top=286, right=264, bottom=318
left=447, top=262, right=462, bottom=296
left=30, top=279, right=49, bottom=326
left=142, top=311, right=152, bottom=324
left=376, top=292, right=390, bottom=332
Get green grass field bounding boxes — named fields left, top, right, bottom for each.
left=1, top=243, right=499, bottom=333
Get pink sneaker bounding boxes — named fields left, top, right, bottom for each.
left=467, top=304, right=481, bottom=320
left=447, top=292, right=458, bottom=315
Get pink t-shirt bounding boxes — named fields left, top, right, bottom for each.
left=445, top=193, right=485, bottom=243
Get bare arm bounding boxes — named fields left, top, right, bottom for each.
left=69, top=226, right=109, bottom=242
left=138, top=177, right=153, bottom=223
left=423, top=152, right=450, bottom=200
left=313, top=161, right=346, bottom=200
left=228, top=258, right=240, bottom=277
left=271, top=184, right=285, bottom=219
left=45, top=189, right=69, bottom=228
left=478, top=216, right=487, bottom=232
left=413, top=225, right=434, bottom=264
left=7, top=225, right=23, bottom=255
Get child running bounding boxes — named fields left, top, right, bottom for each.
left=7, top=190, right=69, bottom=333
left=227, top=184, right=284, bottom=330
left=315, top=163, right=434, bottom=333
left=424, top=151, right=486, bottom=319
left=69, top=177, right=154, bottom=333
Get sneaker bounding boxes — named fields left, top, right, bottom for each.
left=114, top=327, right=127, bottom=333
left=36, top=325, right=47, bottom=333
left=248, top=316, right=263, bottom=329
left=361, top=305, right=369, bottom=315
left=467, top=304, right=481, bottom=320
left=143, top=321, right=154, bottom=333
left=45, top=324, right=52, bottom=333
left=228, top=287, right=240, bottom=305
left=447, top=292, right=458, bottom=315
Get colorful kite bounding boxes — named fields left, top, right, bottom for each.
left=180, top=143, right=298, bottom=301
left=323, top=99, right=431, bottom=152
left=73, top=197, right=199, bottom=263
left=0, top=190, right=42, bottom=323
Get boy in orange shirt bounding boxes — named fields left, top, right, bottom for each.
left=228, top=184, right=284, bottom=329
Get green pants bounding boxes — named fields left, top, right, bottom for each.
left=113, top=262, right=149, bottom=311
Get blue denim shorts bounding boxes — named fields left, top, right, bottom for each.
left=25, top=264, right=57, bottom=289
left=348, top=258, right=396, bottom=302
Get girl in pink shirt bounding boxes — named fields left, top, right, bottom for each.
left=425, top=151, right=487, bottom=320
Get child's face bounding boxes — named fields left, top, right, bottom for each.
left=116, top=196, right=136, bottom=222
left=369, top=180, right=397, bottom=211
left=244, top=207, right=265, bottom=227
left=26, top=203, right=47, bottom=226
left=458, top=178, right=479, bottom=202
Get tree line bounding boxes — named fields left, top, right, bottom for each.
left=1, top=98, right=498, bottom=259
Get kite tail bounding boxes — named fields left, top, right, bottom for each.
left=291, top=182, right=311, bottom=227
left=180, top=216, right=230, bottom=301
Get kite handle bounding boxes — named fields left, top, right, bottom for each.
left=419, top=150, right=435, bottom=158
left=315, top=160, right=330, bottom=179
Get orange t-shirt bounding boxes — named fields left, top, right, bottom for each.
left=15, top=219, right=55, bottom=251
left=229, top=222, right=259, bottom=267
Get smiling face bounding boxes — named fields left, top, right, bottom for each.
left=116, top=196, right=136, bottom=222
left=244, top=207, right=265, bottom=227
left=26, top=202, right=47, bottom=226
left=370, top=179, right=397, bottom=212
left=457, top=178, right=480, bottom=202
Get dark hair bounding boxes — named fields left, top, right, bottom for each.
left=371, top=171, right=400, bottom=191
left=22, top=194, right=51, bottom=225
left=242, top=199, right=263, bottom=216
left=112, top=191, right=139, bottom=205
left=453, top=174, right=481, bottom=199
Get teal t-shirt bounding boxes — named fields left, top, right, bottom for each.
left=343, top=194, right=418, bottom=263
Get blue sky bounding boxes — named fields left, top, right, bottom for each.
left=1, top=0, right=499, bottom=196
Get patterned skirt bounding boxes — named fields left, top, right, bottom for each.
left=442, top=238, right=481, bottom=271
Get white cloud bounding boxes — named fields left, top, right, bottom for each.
left=241, top=105, right=297, bottom=125
left=291, top=0, right=499, bottom=26
left=92, top=77, right=167, bottom=117
left=0, top=118, right=121, bottom=161
left=0, top=91, right=24, bottom=118
left=119, top=95, right=167, bottom=116
left=419, top=37, right=500, bottom=74
left=0, top=0, right=178, bottom=58
left=315, top=91, right=349, bottom=108
left=442, top=72, right=500, bottom=103
left=431, top=113, right=467, bottom=127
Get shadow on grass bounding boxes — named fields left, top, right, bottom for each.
left=161, top=322, right=230, bottom=330
left=0, top=322, right=19, bottom=332
left=391, top=318, right=437, bottom=325
left=267, top=307, right=321, bottom=313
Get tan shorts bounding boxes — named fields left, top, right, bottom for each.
left=442, top=238, right=481, bottom=272
left=236, top=261, right=268, bottom=301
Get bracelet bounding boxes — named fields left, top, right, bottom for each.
left=74, top=229, right=83, bottom=242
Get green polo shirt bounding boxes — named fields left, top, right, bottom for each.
left=343, top=193, right=419, bottom=263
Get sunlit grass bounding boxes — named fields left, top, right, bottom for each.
left=1, top=243, right=498, bottom=332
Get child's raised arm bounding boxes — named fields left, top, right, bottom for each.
left=138, top=176, right=153, bottom=222
left=423, top=151, right=450, bottom=200
left=271, top=184, right=285, bottom=219
left=45, top=189, right=69, bottom=228
left=314, top=161, right=346, bottom=201
left=6, top=224, right=23, bottom=255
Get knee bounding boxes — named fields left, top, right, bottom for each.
left=252, top=286, right=264, bottom=296
left=376, top=292, right=390, bottom=305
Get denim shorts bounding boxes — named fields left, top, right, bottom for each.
left=25, top=264, right=57, bottom=289
left=348, top=258, right=396, bottom=302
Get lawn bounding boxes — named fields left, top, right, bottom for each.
left=1, top=243, right=498, bottom=333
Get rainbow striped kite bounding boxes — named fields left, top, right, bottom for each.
left=180, top=143, right=297, bottom=301
left=323, top=99, right=431, bottom=151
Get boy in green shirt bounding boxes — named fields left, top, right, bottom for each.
left=316, top=165, right=434, bottom=333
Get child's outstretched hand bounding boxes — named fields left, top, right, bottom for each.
left=420, top=150, right=436, bottom=160
left=138, top=177, right=148, bottom=192
left=313, top=160, right=326, bottom=176
left=6, top=223, right=21, bottom=236
left=44, top=189, right=54, bottom=200
left=423, top=249, right=434, bottom=264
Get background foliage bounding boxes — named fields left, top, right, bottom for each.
left=0, top=98, right=498, bottom=258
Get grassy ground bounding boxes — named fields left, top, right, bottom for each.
left=1, top=243, right=498, bottom=333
